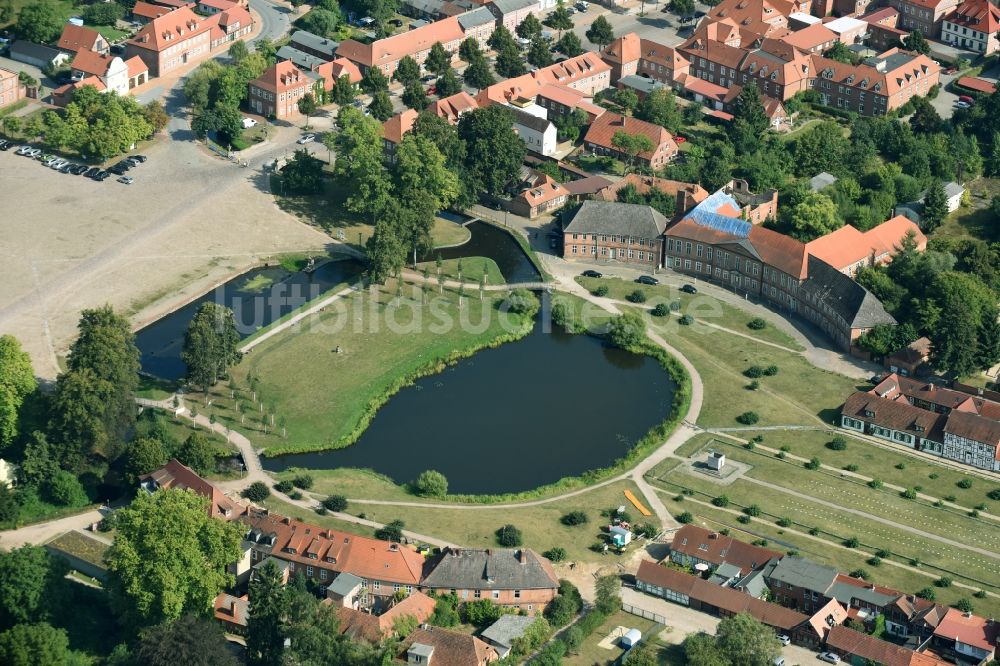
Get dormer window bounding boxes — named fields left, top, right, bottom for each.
left=770, top=71, right=777, bottom=80
left=846, top=74, right=855, bottom=84
left=873, top=82, right=881, bottom=92
left=860, top=78, right=868, bottom=88
left=749, top=62, right=757, bottom=73
left=864, top=409, right=875, bottom=418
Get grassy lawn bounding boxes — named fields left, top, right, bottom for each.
left=563, top=610, right=659, bottom=666
left=136, top=375, right=175, bottom=400
left=931, top=178, right=1000, bottom=243
left=202, top=280, right=532, bottom=455
left=573, top=155, right=625, bottom=176
left=93, top=25, right=129, bottom=42
left=0, top=99, right=29, bottom=118
left=414, top=257, right=505, bottom=286
left=46, top=531, right=109, bottom=569
left=2, top=0, right=75, bottom=28
left=576, top=277, right=803, bottom=350
left=429, top=217, right=471, bottom=248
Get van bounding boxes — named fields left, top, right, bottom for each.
left=772, top=658, right=785, bottom=666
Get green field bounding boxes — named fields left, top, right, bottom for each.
left=2, top=0, right=75, bottom=29
left=563, top=611, right=659, bottom=666
left=414, top=257, right=505, bottom=286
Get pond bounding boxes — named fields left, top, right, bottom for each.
left=135, top=259, right=363, bottom=381
left=426, top=219, right=541, bottom=285
left=261, top=317, right=677, bottom=495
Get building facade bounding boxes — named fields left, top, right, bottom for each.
left=890, top=0, right=960, bottom=37
left=126, top=7, right=213, bottom=77
left=248, top=61, right=311, bottom=118
left=562, top=201, right=667, bottom=268
left=0, top=69, right=24, bottom=109
left=941, top=0, right=1000, bottom=54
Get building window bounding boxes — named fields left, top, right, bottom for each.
left=474, top=590, right=481, bottom=599
left=306, top=566, right=314, bottom=577
left=320, top=569, right=328, bottom=580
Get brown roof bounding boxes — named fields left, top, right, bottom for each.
left=683, top=76, right=730, bottom=101
left=596, top=174, right=708, bottom=203
left=842, top=391, right=946, bottom=441
left=515, top=172, right=570, bottom=207
left=214, top=593, right=249, bottom=627
left=401, top=627, right=499, bottom=665
left=947, top=0, right=1000, bottom=33
left=957, top=75, right=997, bottom=94
left=126, top=55, right=149, bottom=78
left=932, top=609, right=999, bottom=652
left=584, top=112, right=677, bottom=161
left=872, top=373, right=1000, bottom=420
left=944, top=410, right=1000, bottom=448
left=336, top=16, right=463, bottom=69
left=826, top=625, right=927, bottom=666
left=427, top=90, right=479, bottom=123
left=139, top=459, right=245, bottom=520
left=636, top=561, right=807, bottom=630
left=601, top=32, right=641, bottom=65
left=382, top=109, right=418, bottom=144
left=335, top=593, right=436, bottom=642
left=678, top=36, right=748, bottom=69
left=71, top=50, right=115, bottom=77
left=862, top=6, right=899, bottom=22
left=748, top=224, right=808, bottom=279
left=250, top=61, right=309, bottom=94
left=57, top=24, right=103, bottom=54
left=317, top=57, right=363, bottom=88
left=809, top=48, right=939, bottom=98
left=669, top=524, right=782, bottom=574
left=240, top=510, right=426, bottom=586
left=564, top=175, right=615, bottom=196
left=129, top=7, right=212, bottom=52
left=132, top=1, right=175, bottom=19
left=336, top=607, right=383, bottom=643
left=805, top=215, right=926, bottom=272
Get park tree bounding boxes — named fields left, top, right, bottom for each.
left=459, top=36, right=483, bottom=62
left=683, top=632, right=729, bottom=666
left=144, top=100, right=170, bottom=134
left=0, top=335, right=36, bottom=449
left=595, top=574, right=622, bottom=614
left=0, top=545, right=68, bottom=629
left=673, top=0, right=695, bottom=15
left=82, top=1, right=124, bottom=24
left=824, top=41, right=854, bottom=63
left=611, top=130, right=655, bottom=172
left=228, top=39, right=250, bottom=64
left=731, top=81, right=769, bottom=152
left=545, top=2, right=574, bottom=38
left=789, top=192, right=842, bottom=241
left=922, top=179, right=949, bottom=232
left=488, top=24, right=518, bottom=51
left=357, top=0, right=400, bottom=37
left=136, top=615, right=239, bottom=666
left=528, top=36, right=553, bottom=68
left=463, top=54, right=495, bottom=91
left=279, top=148, right=325, bottom=194
left=247, top=560, right=287, bottom=666
left=297, top=92, right=318, bottom=127
left=366, top=217, right=406, bottom=283
left=586, top=15, right=615, bottom=47
left=425, top=41, right=452, bottom=76
left=496, top=524, right=523, bottom=547
left=393, top=55, right=422, bottom=86
left=254, top=37, right=277, bottom=63
left=903, top=29, right=931, bottom=54
left=608, top=312, right=646, bottom=349
left=635, top=87, right=682, bottom=132
left=106, top=488, right=244, bottom=628
left=495, top=40, right=527, bottom=78
left=125, top=437, right=168, bottom=485
left=49, top=368, right=115, bottom=470
left=334, top=106, right=394, bottom=217
left=0, top=623, right=73, bottom=666
left=517, top=13, right=544, bottom=40
left=402, top=80, right=429, bottom=110
left=458, top=105, right=526, bottom=197
left=716, top=612, right=782, bottom=666
left=368, top=90, right=394, bottom=121
left=16, top=1, right=64, bottom=43
left=182, top=302, right=240, bottom=392
left=330, top=75, right=357, bottom=106
left=176, top=432, right=215, bottom=476
left=414, top=469, right=448, bottom=496
left=360, top=65, right=390, bottom=94
left=557, top=30, right=583, bottom=56
left=298, top=7, right=340, bottom=37
left=436, top=67, right=462, bottom=97
left=395, top=133, right=460, bottom=260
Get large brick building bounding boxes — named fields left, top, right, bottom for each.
left=0, top=68, right=25, bottom=110
left=583, top=112, right=678, bottom=170
left=890, top=0, right=960, bottom=37
left=420, top=547, right=560, bottom=612
left=941, top=0, right=1000, bottom=55
left=247, top=61, right=312, bottom=118
left=336, top=16, right=464, bottom=77
left=563, top=201, right=668, bottom=268
left=126, top=7, right=213, bottom=77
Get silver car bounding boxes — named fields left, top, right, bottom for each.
left=50, top=158, right=68, bottom=169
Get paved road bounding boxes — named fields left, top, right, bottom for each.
left=0, top=509, right=105, bottom=551
left=248, top=0, right=294, bottom=44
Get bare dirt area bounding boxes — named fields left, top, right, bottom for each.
left=0, top=134, right=334, bottom=380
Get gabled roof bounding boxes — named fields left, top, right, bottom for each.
left=57, top=24, right=104, bottom=54
left=9, top=41, right=65, bottom=63
left=133, top=1, right=176, bottom=20
left=842, top=391, right=945, bottom=441
left=826, top=625, right=939, bottom=666
left=781, top=23, right=837, bottom=51
left=801, top=255, right=895, bottom=328
left=488, top=0, right=537, bottom=14
left=564, top=201, right=669, bottom=239
left=71, top=50, right=117, bottom=77
left=427, top=90, right=479, bottom=122
left=515, top=172, right=569, bottom=207
left=601, top=32, right=641, bottom=65
left=336, top=16, right=463, bottom=68
left=481, top=614, right=536, bottom=650
left=422, top=548, right=559, bottom=591
left=382, top=108, right=419, bottom=144
left=946, top=0, right=1000, bottom=32
left=564, top=175, right=614, bottom=197
left=199, top=0, right=237, bottom=9
left=932, top=608, right=998, bottom=652
left=805, top=216, right=925, bottom=272
left=669, top=524, right=782, bottom=575
left=944, top=410, right=1000, bottom=448
left=317, top=57, right=362, bottom=84
left=765, top=556, right=838, bottom=594
left=457, top=5, right=495, bottom=29
left=401, top=628, right=499, bottom=665
left=290, top=30, right=340, bottom=58
left=335, top=590, right=437, bottom=642
left=583, top=111, right=676, bottom=160
left=250, top=61, right=308, bottom=94
left=214, top=593, right=249, bottom=627
left=128, top=7, right=211, bottom=52
left=125, top=55, right=149, bottom=78
left=596, top=174, right=708, bottom=205
left=805, top=598, right=848, bottom=641
left=139, top=459, right=245, bottom=520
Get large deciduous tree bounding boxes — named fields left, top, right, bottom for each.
left=463, top=54, right=495, bottom=91
left=393, top=55, right=421, bottom=86
left=181, top=302, right=240, bottom=392
left=0, top=545, right=68, bottom=629
left=334, top=106, right=394, bottom=217
left=585, top=15, right=614, bottom=47
left=0, top=335, right=35, bottom=449
left=136, top=615, right=239, bottom=666
left=715, top=612, right=782, bottom=666
left=458, top=105, right=526, bottom=198
left=16, top=1, right=64, bottom=43
left=0, top=622, right=73, bottom=666
left=366, top=217, right=406, bottom=283
left=425, top=41, right=452, bottom=76
left=788, top=192, right=842, bottom=241
left=635, top=87, right=682, bottom=132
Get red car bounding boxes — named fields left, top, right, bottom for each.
left=958, top=95, right=974, bottom=104
left=675, top=136, right=687, bottom=143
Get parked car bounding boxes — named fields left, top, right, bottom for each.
left=117, top=176, right=134, bottom=184
left=637, top=275, right=659, bottom=285
left=297, top=133, right=316, bottom=144
left=818, top=653, right=841, bottom=664
left=566, top=6, right=576, bottom=13
left=130, top=154, right=147, bottom=163
left=49, top=158, right=68, bottom=169
left=85, top=167, right=100, bottom=177
left=582, top=270, right=603, bottom=278
left=95, top=170, right=111, bottom=181
left=26, top=148, right=42, bottom=157
left=574, top=1, right=589, bottom=10
left=776, top=634, right=790, bottom=646
left=956, top=101, right=971, bottom=109
left=72, top=164, right=89, bottom=175
left=958, top=95, right=974, bottom=104
left=0, top=141, right=11, bottom=151
left=681, top=283, right=697, bottom=294
left=389, top=18, right=403, bottom=26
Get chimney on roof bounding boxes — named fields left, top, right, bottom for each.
left=230, top=600, right=237, bottom=614
left=709, top=532, right=718, bottom=539
left=518, top=549, right=527, bottom=564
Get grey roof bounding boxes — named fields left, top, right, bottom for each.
left=802, top=256, right=895, bottom=329
left=944, top=181, right=964, bottom=198
left=480, top=615, right=535, bottom=649
left=10, top=41, right=64, bottom=63
left=733, top=567, right=769, bottom=598
left=327, top=572, right=364, bottom=596
left=809, top=172, right=838, bottom=192
left=564, top=174, right=613, bottom=196
left=403, top=0, right=446, bottom=14
left=277, top=44, right=327, bottom=71
left=410, top=18, right=431, bottom=28
left=765, top=556, right=838, bottom=594
left=289, top=30, right=339, bottom=58
left=715, top=562, right=743, bottom=580
left=619, top=74, right=668, bottom=95
left=457, top=6, right=496, bottom=29
left=509, top=106, right=554, bottom=134
left=422, top=548, right=558, bottom=591
left=563, top=201, right=668, bottom=238
left=488, top=0, right=537, bottom=14
left=409, top=643, right=435, bottom=658
left=827, top=581, right=899, bottom=608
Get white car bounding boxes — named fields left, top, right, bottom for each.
left=242, top=117, right=258, bottom=129
left=818, top=652, right=841, bottom=664
left=955, top=100, right=971, bottom=109
left=297, top=133, right=316, bottom=144
left=117, top=176, right=134, bottom=184
left=49, top=158, right=68, bottom=169
left=776, top=634, right=791, bottom=646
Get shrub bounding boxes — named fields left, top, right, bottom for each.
left=954, top=598, right=974, bottom=613
left=414, top=470, right=448, bottom=497
left=634, top=523, right=657, bottom=539
left=736, top=411, right=759, bottom=425
left=743, top=365, right=765, bottom=378
left=375, top=520, right=405, bottom=542
left=560, top=511, right=588, bottom=526
left=505, top=288, right=540, bottom=317
left=776, top=451, right=786, bottom=460
left=676, top=512, right=694, bottom=524
left=929, top=473, right=939, bottom=480
left=242, top=481, right=270, bottom=502
left=914, top=485, right=923, bottom=492
left=712, top=495, right=730, bottom=507
left=875, top=549, right=891, bottom=559
left=808, top=527, right=819, bottom=536
left=849, top=568, right=868, bottom=580
left=626, top=289, right=647, bottom=303
left=975, top=503, right=987, bottom=510
left=844, top=464, right=859, bottom=472
left=752, top=435, right=764, bottom=443
left=776, top=517, right=792, bottom=527
left=916, top=587, right=935, bottom=600
left=747, top=380, right=760, bottom=391
left=747, top=318, right=766, bottom=330
left=805, top=457, right=821, bottom=470
left=274, top=480, right=294, bottom=493
left=844, top=536, right=860, bottom=548
left=323, top=495, right=348, bottom=512
left=974, top=590, right=987, bottom=599
left=45, top=472, right=88, bottom=506
left=763, top=365, right=779, bottom=376
left=292, top=474, right=314, bottom=490
left=651, top=303, right=670, bottom=317
left=315, top=506, right=327, bottom=515
left=867, top=556, right=882, bottom=567
left=895, top=463, right=906, bottom=470
left=744, top=441, right=756, bottom=450
left=868, top=478, right=883, bottom=490
left=288, top=490, right=303, bottom=500
left=744, top=504, right=762, bottom=517
left=827, top=436, right=848, bottom=451
left=987, top=489, right=1000, bottom=501
left=543, top=547, right=567, bottom=562
left=934, top=576, right=953, bottom=588
left=780, top=445, right=791, bottom=452
left=958, top=478, right=973, bottom=489
left=593, top=285, right=609, bottom=297
left=670, top=300, right=681, bottom=311
left=752, top=539, right=768, bottom=547
left=608, top=312, right=646, bottom=348
left=910, top=558, right=921, bottom=567
left=496, top=524, right=523, bottom=547
left=736, top=515, right=751, bottom=524
left=901, top=488, right=917, bottom=500
left=945, top=494, right=956, bottom=502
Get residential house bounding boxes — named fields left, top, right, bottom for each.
left=826, top=573, right=903, bottom=616
left=667, top=525, right=783, bottom=575
left=823, top=15, right=870, bottom=43
left=0, top=69, right=25, bottom=110
left=197, top=0, right=238, bottom=14
left=480, top=615, right=537, bottom=658
left=508, top=103, right=557, bottom=156
left=562, top=201, right=667, bottom=268
left=885, top=594, right=948, bottom=639
left=890, top=0, right=960, bottom=37
left=764, top=557, right=839, bottom=613
left=126, top=7, right=214, bottom=77
left=601, top=33, right=692, bottom=88
left=334, top=591, right=436, bottom=642
left=535, top=84, right=604, bottom=121
left=316, top=57, right=363, bottom=90
left=563, top=174, right=615, bottom=202
left=326, top=572, right=364, bottom=608
left=139, top=459, right=245, bottom=521
left=69, top=51, right=133, bottom=95
left=583, top=112, right=678, bottom=169
left=336, top=16, right=463, bottom=77
left=782, top=22, right=839, bottom=52
left=277, top=44, right=328, bottom=72
left=487, top=0, right=540, bottom=33
left=884, top=336, right=931, bottom=376
left=833, top=0, right=875, bottom=18
left=9, top=41, right=70, bottom=70
left=457, top=6, right=497, bottom=46
left=702, top=0, right=803, bottom=41
left=476, top=53, right=612, bottom=107
left=382, top=109, right=418, bottom=163
left=942, top=0, right=1000, bottom=54
left=248, top=61, right=311, bottom=118
left=809, top=49, right=940, bottom=117
left=150, top=0, right=198, bottom=8
left=401, top=628, right=499, bottom=665
left=213, top=593, right=249, bottom=634
left=894, top=182, right=966, bottom=226
left=594, top=174, right=709, bottom=215
left=825, top=625, right=951, bottom=666
left=508, top=171, right=569, bottom=218
left=426, top=90, right=478, bottom=123
left=803, top=598, right=850, bottom=646
left=290, top=30, right=340, bottom=62
left=930, top=609, right=998, bottom=662
left=240, top=509, right=426, bottom=598
left=420, top=548, right=560, bottom=612
left=207, top=5, right=254, bottom=50
left=803, top=214, right=926, bottom=277
left=861, top=7, right=910, bottom=51
left=56, top=24, right=109, bottom=57
left=132, top=1, right=178, bottom=24
left=401, top=0, right=446, bottom=20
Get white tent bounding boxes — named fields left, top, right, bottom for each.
left=621, top=628, right=642, bottom=648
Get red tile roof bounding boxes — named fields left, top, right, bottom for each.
left=132, top=1, right=176, bottom=20
left=317, top=57, right=363, bottom=88
left=584, top=111, right=677, bottom=161
left=57, top=24, right=104, bottom=54
left=126, top=55, right=149, bottom=78
left=516, top=172, right=570, bottom=208
left=669, top=524, right=782, bottom=574
left=596, top=174, right=708, bottom=204
left=827, top=625, right=938, bottom=666
left=139, top=459, right=245, bottom=520
left=401, top=627, right=499, bottom=665
left=947, top=0, right=1000, bottom=33
left=805, top=215, right=926, bottom=272
left=956, top=75, right=997, bottom=94
left=71, top=50, right=115, bottom=77
left=336, top=16, right=463, bottom=69
left=335, top=591, right=436, bottom=642
left=199, top=0, right=238, bottom=9
left=129, top=7, right=212, bottom=52
left=427, top=90, right=479, bottom=123
left=781, top=23, right=838, bottom=51
left=805, top=598, right=849, bottom=641
left=382, top=108, right=418, bottom=144
left=250, top=61, right=309, bottom=94
left=214, top=593, right=249, bottom=627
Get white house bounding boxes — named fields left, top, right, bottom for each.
left=941, top=0, right=1000, bottom=55
left=894, top=181, right=965, bottom=226
left=508, top=103, right=557, bottom=157
left=70, top=51, right=132, bottom=95
left=0, top=459, right=16, bottom=487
